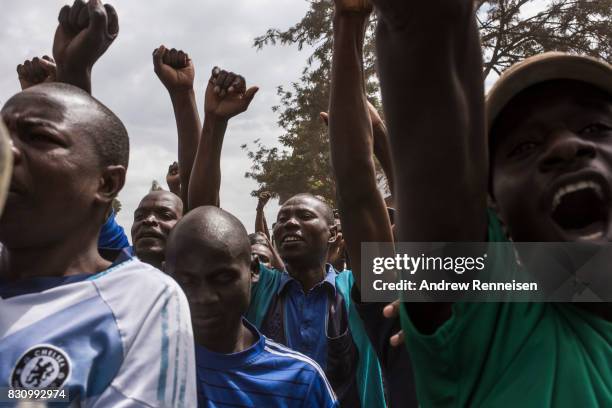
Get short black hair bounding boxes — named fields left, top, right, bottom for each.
left=81, top=90, right=129, bottom=169
left=285, top=193, right=335, bottom=225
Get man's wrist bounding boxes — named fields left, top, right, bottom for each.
left=56, top=64, right=92, bottom=78
left=168, top=87, right=195, bottom=99
left=204, top=111, right=230, bottom=125
left=56, top=66, right=92, bottom=92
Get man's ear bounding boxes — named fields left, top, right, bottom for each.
left=96, top=165, right=126, bottom=205
left=328, top=224, right=338, bottom=245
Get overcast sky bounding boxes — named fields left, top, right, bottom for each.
left=0, top=0, right=316, bottom=240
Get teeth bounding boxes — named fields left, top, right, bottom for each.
left=284, top=236, right=301, bottom=243
left=580, top=231, right=604, bottom=240
left=552, top=181, right=604, bottom=211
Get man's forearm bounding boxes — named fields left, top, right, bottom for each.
left=170, top=89, right=201, bottom=204
left=255, top=208, right=270, bottom=240
left=375, top=3, right=487, bottom=242
left=187, top=115, right=227, bottom=210
left=329, top=11, right=393, bottom=290
left=329, top=13, right=374, bottom=196
left=56, top=66, right=92, bottom=94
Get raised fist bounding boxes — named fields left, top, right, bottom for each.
left=166, top=161, right=181, bottom=195
left=257, top=191, right=272, bottom=208
left=204, top=67, right=259, bottom=120
left=53, top=0, right=119, bottom=73
left=153, top=45, right=195, bottom=93
left=17, top=56, right=57, bottom=90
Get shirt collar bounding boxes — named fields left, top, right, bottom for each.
left=277, top=264, right=337, bottom=296
left=195, top=318, right=265, bottom=370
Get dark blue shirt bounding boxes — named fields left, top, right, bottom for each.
left=98, top=210, right=129, bottom=250
left=278, top=265, right=337, bottom=368
left=195, top=319, right=338, bottom=407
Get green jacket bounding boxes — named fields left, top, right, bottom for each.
left=247, top=266, right=387, bottom=408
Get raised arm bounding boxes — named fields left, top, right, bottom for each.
left=371, top=0, right=486, bottom=242
left=17, top=56, right=56, bottom=90
left=153, top=46, right=201, bottom=204
left=188, top=68, right=258, bottom=210
left=53, top=0, right=119, bottom=94
left=255, top=191, right=271, bottom=240
left=370, top=0, right=486, bottom=332
left=328, top=0, right=393, bottom=291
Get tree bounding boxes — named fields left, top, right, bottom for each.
left=243, top=0, right=611, bottom=204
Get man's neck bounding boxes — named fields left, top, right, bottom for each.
left=198, top=320, right=256, bottom=354
left=285, top=259, right=327, bottom=292
left=137, top=251, right=164, bottom=270
left=2, top=235, right=110, bottom=282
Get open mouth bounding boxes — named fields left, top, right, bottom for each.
left=550, top=180, right=609, bottom=240
left=281, top=234, right=304, bottom=245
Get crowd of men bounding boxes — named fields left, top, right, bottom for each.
left=0, top=0, right=610, bottom=406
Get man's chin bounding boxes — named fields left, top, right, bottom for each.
left=134, top=244, right=164, bottom=255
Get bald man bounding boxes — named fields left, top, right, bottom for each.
left=0, top=83, right=196, bottom=406
left=166, top=206, right=337, bottom=407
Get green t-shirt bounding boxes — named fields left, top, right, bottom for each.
left=400, top=213, right=612, bottom=407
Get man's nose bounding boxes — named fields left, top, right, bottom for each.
left=538, top=129, right=596, bottom=173
left=143, top=214, right=158, bottom=226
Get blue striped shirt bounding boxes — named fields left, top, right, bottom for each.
left=195, top=319, right=338, bottom=408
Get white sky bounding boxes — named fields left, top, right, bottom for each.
left=0, top=0, right=316, bottom=241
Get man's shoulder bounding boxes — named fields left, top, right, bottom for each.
left=262, top=337, right=328, bottom=378
left=93, top=258, right=181, bottom=291
left=91, top=258, right=188, bottom=320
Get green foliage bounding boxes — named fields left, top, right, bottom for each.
left=243, top=0, right=611, bottom=204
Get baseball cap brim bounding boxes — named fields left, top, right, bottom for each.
left=486, top=52, right=612, bottom=138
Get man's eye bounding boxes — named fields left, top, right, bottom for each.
left=580, top=123, right=612, bottom=135
left=215, top=273, right=235, bottom=284
left=508, top=141, right=537, bottom=158
left=25, top=132, right=54, bottom=144
left=159, top=211, right=175, bottom=220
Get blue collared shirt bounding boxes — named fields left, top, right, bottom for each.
left=277, top=265, right=337, bottom=368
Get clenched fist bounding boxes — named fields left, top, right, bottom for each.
left=153, top=45, right=195, bottom=93
left=53, top=0, right=119, bottom=74
left=204, top=67, right=258, bottom=120
left=17, top=56, right=56, bottom=90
